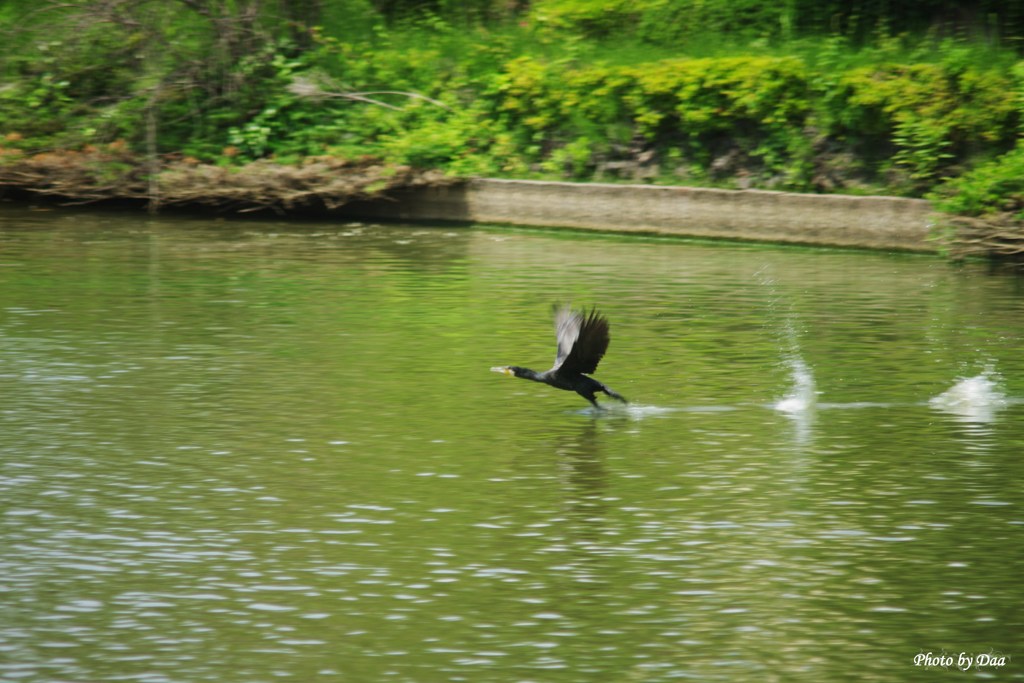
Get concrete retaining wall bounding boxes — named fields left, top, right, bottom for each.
left=346, top=178, right=937, bottom=252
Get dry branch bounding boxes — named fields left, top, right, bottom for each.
left=0, top=148, right=451, bottom=212
left=945, top=212, right=1024, bottom=262
left=286, top=75, right=452, bottom=111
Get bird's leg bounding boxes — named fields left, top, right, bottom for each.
left=602, top=385, right=628, bottom=404
left=578, top=390, right=602, bottom=410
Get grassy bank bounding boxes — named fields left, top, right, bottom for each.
left=2, top=1, right=1024, bottom=257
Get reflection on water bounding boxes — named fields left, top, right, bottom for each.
left=1, top=205, right=1023, bottom=682
left=775, top=357, right=817, bottom=446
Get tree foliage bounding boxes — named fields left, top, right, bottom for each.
left=1, top=0, right=1024, bottom=230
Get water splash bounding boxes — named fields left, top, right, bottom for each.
left=756, top=266, right=816, bottom=417
left=774, top=358, right=817, bottom=414
left=578, top=403, right=677, bottom=420
left=627, top=403, right=681, bottom=417
left=929, top=372, right=1007, bottom=423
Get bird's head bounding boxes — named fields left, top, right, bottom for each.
left=491, top=365, right=544, bottom=382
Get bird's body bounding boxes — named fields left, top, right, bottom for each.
left=492, top=306, right=628, bottom=409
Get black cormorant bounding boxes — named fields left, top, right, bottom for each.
left=491, top=306, right=628, bottom=409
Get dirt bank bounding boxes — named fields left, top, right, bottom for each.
left=0, top=148, right=449, bottom=213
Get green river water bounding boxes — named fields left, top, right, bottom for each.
left=1, top=205, right=1022, bottom=682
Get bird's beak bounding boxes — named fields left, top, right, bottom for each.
left=491, top=366, right=513, bottom=376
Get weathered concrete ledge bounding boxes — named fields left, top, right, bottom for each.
left=348, top=178, right=937, bottom=252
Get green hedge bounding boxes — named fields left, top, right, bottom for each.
left=353, top=51, right=1018, bottom=194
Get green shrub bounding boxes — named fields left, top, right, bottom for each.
left=931, top=144, right=1024, bottom=218
left=530, top=0, right=642, bottom=37
left=833, top=61, right=1017, bottom=188
left=530, top=0, right=793, bottom=43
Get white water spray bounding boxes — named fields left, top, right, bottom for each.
left=775, top=357, right=817, bottom=414
left=929, top=371, right=1007, bottom=423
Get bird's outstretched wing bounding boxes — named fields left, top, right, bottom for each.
left=552, top=306, right=581, bottom=371
left=551, top=306, right=610, bottom=375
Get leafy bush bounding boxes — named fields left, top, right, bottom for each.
left=931, top=144, right=1024, bottom=218
left=835, top=61, right=1017, bottom=188
left=530, top=0, right=793, bottom=43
